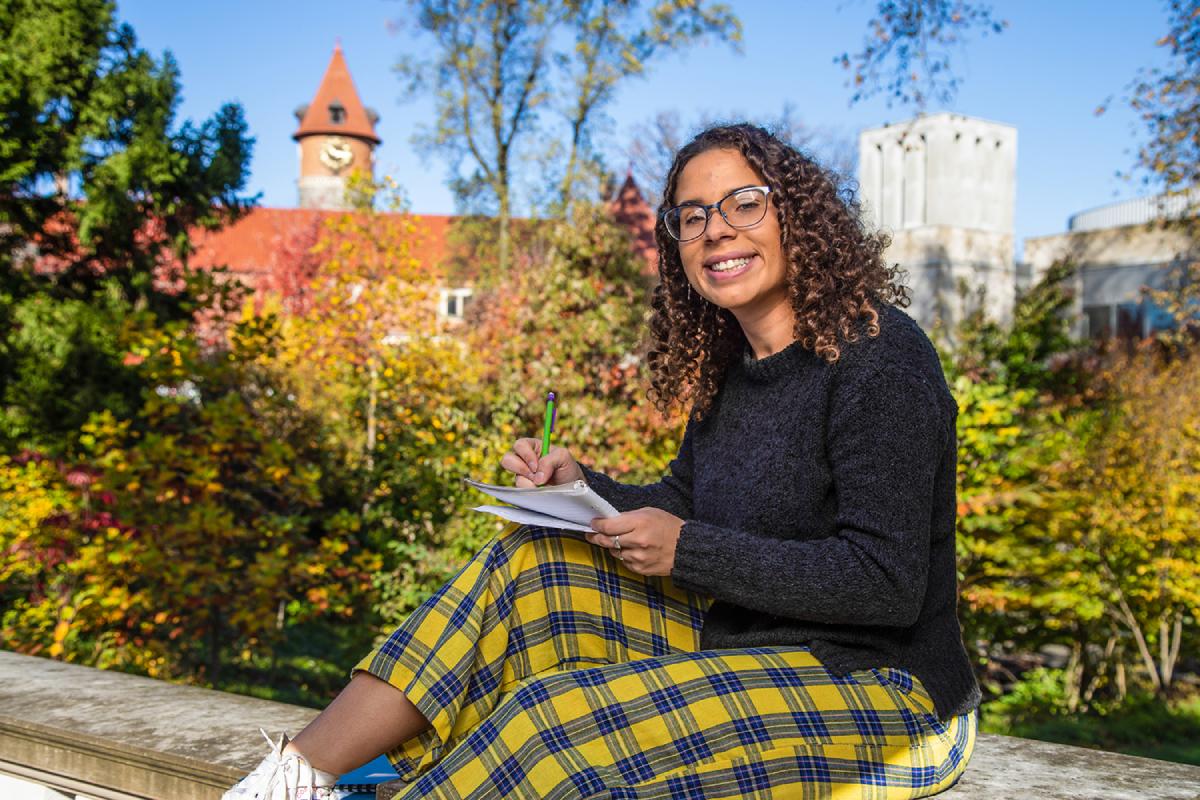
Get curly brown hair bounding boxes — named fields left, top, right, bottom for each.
left=646, top=123, right=909, bottom=419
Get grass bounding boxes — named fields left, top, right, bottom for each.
left=981, top=670, right=1200, bottom=766
left=215, top=619, right=379, bottom=709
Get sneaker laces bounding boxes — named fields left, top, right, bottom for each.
left=225, top=730, right=368, bottom=800
left=258, top=730, right=384, bottom=797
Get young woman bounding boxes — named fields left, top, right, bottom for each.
left=225, top=123, right=980, bottom=799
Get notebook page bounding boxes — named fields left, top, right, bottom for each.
left=471, top=505, right=595, bottom=532
left=464, top=478, right=619, bottom=529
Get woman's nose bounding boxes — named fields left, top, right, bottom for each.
left=703, top=210, right=736, bottom=242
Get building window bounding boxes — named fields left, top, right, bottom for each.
left=440, top=287, right=473, bottom=322
left=1084, top=304, right=1112, bottom=340
left=1145, top=302, right=1178, bottom=336
left=1086, top=300, right=1179, bottom=341
left=329, top=100, right=346, bottom=124
left=1116, top=302, right=1144, bottom=340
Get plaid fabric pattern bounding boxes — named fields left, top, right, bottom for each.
left=355, top=525, right=975, bottom=799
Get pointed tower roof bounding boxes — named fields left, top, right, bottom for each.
left=293, top=43, right=381, bottom=144
left=609, top=172, right=658, bottom=276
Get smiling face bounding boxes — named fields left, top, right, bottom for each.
left=672, top=148, right=794, bottom=351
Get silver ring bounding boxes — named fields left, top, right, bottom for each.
left=613, top=535, right=621, bottom=551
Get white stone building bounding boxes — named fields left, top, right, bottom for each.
left=858, top=113, right=1018, bottom=336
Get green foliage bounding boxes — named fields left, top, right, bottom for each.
left=983, top=670, right=1200, bottom=765
left=0, top=284, right=146, bottom=447
left=1038, top=346, right=1200, bottom=697
left=216, top=619, right=377, bottom=709
left=0, top=0, right=255, bottom=453
left=950, top=375, right=1053, bottom=652
left=266, top=177, right=481, bottom=631
left=428, top=205, right=684, bottom=588
left=948, top=260, right=1085, bottom=396
left=946, top=259, right=1200, bottom=709
left=946, top=263, right=1087, bottom=658
left=465, top=204, right=680, bottom=478
left=0, top=315, right=380, bottom=682
left=983, top=668, right=1075, bottom=721
left=0, top=0, right=253, bottom=305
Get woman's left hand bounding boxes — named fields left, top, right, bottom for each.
left=586, top=508, right=683, bottom=577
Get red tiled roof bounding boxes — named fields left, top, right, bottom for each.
left=293, top=44, right=380, bottom=144
left=190, top=192, right=660, bottom=294
left=190, top=207, right=456, bottom=282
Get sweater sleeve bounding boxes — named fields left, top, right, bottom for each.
left=578, top=423, right=695, bottom=519
left=669, top=364, right=948, bottom=628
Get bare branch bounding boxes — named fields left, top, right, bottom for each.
left=836, top=0, right=1007, bottom=109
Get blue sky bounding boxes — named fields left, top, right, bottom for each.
left=119, top=0, right=1171, bottom=254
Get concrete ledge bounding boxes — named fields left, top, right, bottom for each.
left=2, top=650, right=1198, bottom=799
left=0, top=650, right=317, bottom=799
left=942, top=733, right=1200, bottom=799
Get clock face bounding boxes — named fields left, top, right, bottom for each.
left=320, top=137, right=355, bottom=173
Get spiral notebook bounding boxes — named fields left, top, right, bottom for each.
left=464, top=478, right=619, bottom=532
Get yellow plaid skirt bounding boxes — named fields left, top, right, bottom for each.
left=355, top=525, right=975, bottom=798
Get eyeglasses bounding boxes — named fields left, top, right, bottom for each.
left=662, top=186, right=773, bottom=242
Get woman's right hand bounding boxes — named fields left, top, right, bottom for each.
left=501, top=438, right=584, bottom=488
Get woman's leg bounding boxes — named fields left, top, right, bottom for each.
left=390, top=647, right=976, bottom=799
left=296, top=524, right=708, bottom=781
left=286, top=672, right=430, bottom=775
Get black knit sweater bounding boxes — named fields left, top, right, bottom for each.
left=582, top=304, right=981, bottom=720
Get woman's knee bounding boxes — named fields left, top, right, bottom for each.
left=480, top=525, right=597, bottom=580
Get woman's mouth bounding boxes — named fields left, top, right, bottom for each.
left=705, top=254, right=755, bottom=280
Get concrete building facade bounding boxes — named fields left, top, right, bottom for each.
left=858, top=113, right=1018, bottom=335
left=1025, top=192, right=1196, bottom=340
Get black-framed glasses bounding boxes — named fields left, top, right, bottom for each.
left=662, top=186, right=773, bottom=242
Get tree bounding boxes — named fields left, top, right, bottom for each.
left=1124, top=0, right=1200, bottom=203
left=624, top=106, right=857, bottom=209
left=1036, top=347, right=1200, bottom=699
left=943, top=266, right=1088, bottom=691
left=553, top=0, right=742, bottom=213
left=0, top=0, right=255, bottom=450
left=0, top=0, right=253, bottom=306
left=471, top=210, right=678, bottom=474
left=0, top=315, right=379, bottom=683
left=837, top=0, right=1007, bottom=108
left=949, top=260, right=1087, bottom=397
left=268, top=176, right=480, bottom=625
left=395, top=0, right=740, bottom=273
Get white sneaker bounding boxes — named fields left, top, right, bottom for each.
left=222, top=729, right=354, bottom=800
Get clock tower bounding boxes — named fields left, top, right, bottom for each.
left=293, top=43, right=381, bottom=210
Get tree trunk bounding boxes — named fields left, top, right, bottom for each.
left=497, top=191, right=511, bottom=274
left=1161, top=610, right=1182, bottom=690
left=1113, top=589, right=1163, bottom=693
left=1083, top=633, right=1118, bottom=706
left=363, top=360, right=378, bottom=517
left=1065, top=639, right=1083, bottom=713
left=559, top=122, right=583, bottom=218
